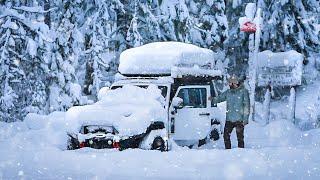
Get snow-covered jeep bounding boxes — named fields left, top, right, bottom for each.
left=112, top=42, right=224, bottom=147
left=66, top=85, right=169, bottom=151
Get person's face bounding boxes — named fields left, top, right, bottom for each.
left=229, top=82, right=239, bottom=89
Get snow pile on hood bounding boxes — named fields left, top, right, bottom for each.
left=65, top=85, right=166, bottom=136
left=118, top=42, right=219, bottom=76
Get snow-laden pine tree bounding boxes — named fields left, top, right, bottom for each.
left=116, top=0, right=163, bottom=48
left=186, top=0, right=228, bottom=50
left=47, top=1, right=84, bottom=112
left=260, top=0, right=320, bottom=58
left=82, top=0, right=123, bottom=96
left=0, top=1, right=52, bottom=122
left=123, top=0, right=228, bottom=52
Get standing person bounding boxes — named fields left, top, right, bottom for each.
left=211, top=74, right=250, bottom=149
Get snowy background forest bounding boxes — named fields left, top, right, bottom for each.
left=1, top=0, right=320, bottom=179
left=0, top=0, right=319, bottom=122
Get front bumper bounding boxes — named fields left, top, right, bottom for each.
left=81, top=138, right=115, bottom=149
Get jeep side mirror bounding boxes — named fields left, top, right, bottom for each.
left=172, top=97, right=183, bottom=109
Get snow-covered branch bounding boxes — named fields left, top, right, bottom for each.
left=12, top=6, right=57, bottom=13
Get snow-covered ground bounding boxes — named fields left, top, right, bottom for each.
left=0, top=119, right=319, bottom=179
left=1, top=79, right=320, bottom=179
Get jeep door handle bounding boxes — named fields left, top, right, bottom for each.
left=199, top=113, right=210, bottom=116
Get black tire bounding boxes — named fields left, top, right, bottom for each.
left=151, top=137, right=166, bottom=151
left=210, top=128, right=220, bottom=141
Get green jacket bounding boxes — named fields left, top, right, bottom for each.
left=212, top=85, right=250, bottom=123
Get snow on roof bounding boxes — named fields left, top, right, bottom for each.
left=112, top=75, right=174, bottom=87
left=118, top=42, right=217, bottom=76
left=257, top=50, right=304, bottom=68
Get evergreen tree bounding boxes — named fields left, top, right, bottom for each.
left=123, top=0, right=228, bottom=52
left=259, top=0, right=320, bottom=58
left=0, top=1, right=51, bottom=121
left=82, top=0, right=123, bottom=96
left=1, top=0, right=319, bottom=122
left=48, top=2, right=84, bottom=112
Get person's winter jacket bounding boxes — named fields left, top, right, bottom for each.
left=212, top=85, right=250, bottom=124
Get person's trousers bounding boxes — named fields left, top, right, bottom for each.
left=223, top=121, right=244, bottom=149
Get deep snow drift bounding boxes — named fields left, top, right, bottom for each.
left=0, top=118, right=319, bottom=179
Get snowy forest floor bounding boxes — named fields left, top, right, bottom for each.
left=1, top=78, right=320, bottom=179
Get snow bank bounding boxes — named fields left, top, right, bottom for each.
left=257, top=50, right=304, bottom=86
left=245, top=120, right=306, bottom=147
left=0, top=121, right=28, bottom=141
left=24, top=111, right=66, bottom=130
left=1, top=118, right=320, bottom=179
left=65, top=85, right=166, bottom=136
left=118, top=42, right=219, bottom=77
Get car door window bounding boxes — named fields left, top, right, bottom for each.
left=177, top=88, right=207, bottom=108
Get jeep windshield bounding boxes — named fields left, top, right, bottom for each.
left=82, top=125, right=118, bottom=134
left=111, top=85, right=168, bottom=98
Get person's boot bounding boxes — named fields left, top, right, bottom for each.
left=224, top=140, right=231, bottom=149
left=238, top=141, right=244, bottom=148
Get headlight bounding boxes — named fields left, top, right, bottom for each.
left=107, top=140, right=112, bottom=145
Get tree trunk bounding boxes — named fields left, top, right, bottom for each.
left=44, top=0, right=51, bottom=27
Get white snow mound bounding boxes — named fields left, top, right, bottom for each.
left=118, top=42, right=217, bottom=76
left=65, top=85, right=166, bottom=136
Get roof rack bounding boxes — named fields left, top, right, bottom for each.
left=120, top=73, right=171, bottom=78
